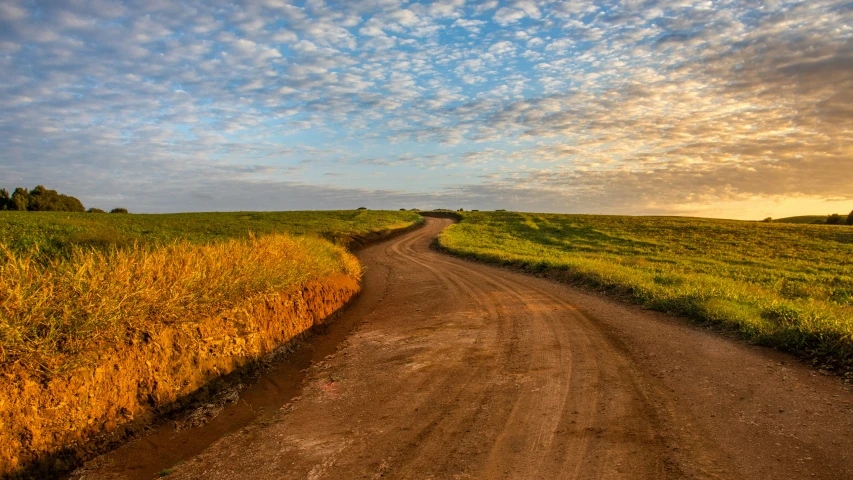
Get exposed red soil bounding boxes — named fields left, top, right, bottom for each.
left=0, top=275, right=359, bottom=478
left=78, top=218, right=853, bottom=479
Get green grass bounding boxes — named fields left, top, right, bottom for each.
left=437, top=211, right=853, bottom=369
left=0, top=210, right=420, bottom=373
left=774, top=215, right=829, bottom=224
left=0, top=210, right=422, bottom=259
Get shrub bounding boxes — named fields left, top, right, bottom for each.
left=87, top=208, right=106, bottom=213
left=762, top=217, right=772, bottom=222
left=356, top=207, right=367, bottom=210
left=826, top=213, right=843, bottom=225
left=110, top=208, right=129, bottom=214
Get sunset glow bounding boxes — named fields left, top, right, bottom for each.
left=1, top=1, right=851, bottom=218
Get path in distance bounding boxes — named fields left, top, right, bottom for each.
left=81, top=217, right=853, bottom=480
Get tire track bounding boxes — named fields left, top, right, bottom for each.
left=404, top=243, right=607, bottom=478
left=391, top=221, right=615, bottom=479
left=417, top=252, right=669, bottom=477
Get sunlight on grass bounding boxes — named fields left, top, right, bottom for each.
left=0, top=209, right=422, bottom=258
left=0, top=210, right=419, bottom=373
left=0, top=234, right=359, bottom=373
left=438, top=211, right=853, bottom=366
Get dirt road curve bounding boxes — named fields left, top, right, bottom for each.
left=84, top=218, right=853, bottom=479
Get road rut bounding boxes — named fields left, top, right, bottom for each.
left=79, top=217, right=853, bottom=479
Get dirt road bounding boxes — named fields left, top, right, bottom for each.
left=81, top=217, right=853, bottom=479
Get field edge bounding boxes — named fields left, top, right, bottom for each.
left=430, top=215, right=853, bottom=378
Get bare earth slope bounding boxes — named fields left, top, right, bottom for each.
left=82, top=217, right=853, bottom=479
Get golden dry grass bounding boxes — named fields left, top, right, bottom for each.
left=0, top=233, right=360, bottom=374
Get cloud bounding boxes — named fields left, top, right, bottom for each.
left=0, top=0, right=850, bottom=219
left=488, top=40, right=516, bottom=55
left=493, top=8, right=527, bottom=25
left=452, top=18, right=486, bottom=33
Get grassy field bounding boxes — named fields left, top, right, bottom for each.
left=437, top=211, right=853, bottom=368
left=0, top=210, right=421, bottom=373
left=0, top=210, right=422, bottom=258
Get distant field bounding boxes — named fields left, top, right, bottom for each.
left=438, top=212, right=853, bottom=368
left=774, top=215, right=829, bottom=224
left=0, top=210, right=420, bottom=372
left=0, top=210, right=422, bottom=258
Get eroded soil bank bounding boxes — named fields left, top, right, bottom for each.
left=68, top=298, right=368, bottom=480
left=0, top=220, right=426, bottom=479
left=0, top=274, right=359, bottom=478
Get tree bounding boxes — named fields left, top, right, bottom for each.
left=847, top=210, right=853, bottom=226
left=110, top=207, right=129, bottom=214
left=87, top=207, right=106, bottom=213
left=1, top=185, right=85, bottom=212
left=826, top=213, right=843, bottom=225
left=11, top=187, right=29, bottom=211
left=26, top=185, right=52, bottom=211
left=28, top=186, right=49, bottom=210
left=26, top=185, right=85, bottom=212
left=58, top=193, right=85, bottom=212
left=0, top=188, right=10, bottom=210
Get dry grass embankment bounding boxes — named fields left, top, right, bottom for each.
left=0, top=233, right=362, bottom=476
left=0, top=234, right=358, bottom=374
left=0, top=210, right=421, bottom=477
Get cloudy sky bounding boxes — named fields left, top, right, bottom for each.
left=1, top=0, right=851, bottom=218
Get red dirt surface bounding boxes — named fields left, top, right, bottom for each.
left=78, top=217, right=853, bottom=479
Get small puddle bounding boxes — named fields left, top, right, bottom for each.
left=72, top=302, right=364, bottom=480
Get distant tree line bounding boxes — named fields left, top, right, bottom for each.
left=828, top=212, right=853, bottom=225
left=0, top=185, right=129, bottom=213
left=0, top=185, right=84, bottom=212
left=818, top=211, right=853, bottom=225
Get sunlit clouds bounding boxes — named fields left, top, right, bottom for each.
left=1, top=1, right=851, bottom=217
